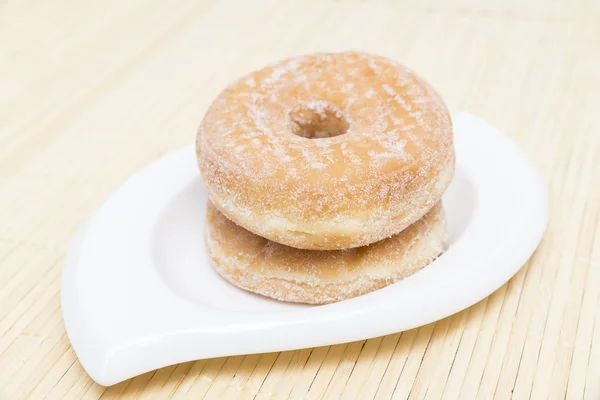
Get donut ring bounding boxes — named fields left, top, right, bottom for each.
left=197, top=52, right=454, bottom=250
left=205, top=201, right=446, bottom=304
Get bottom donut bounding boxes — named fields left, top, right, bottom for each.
left=205, top=201, right=446, bottom=305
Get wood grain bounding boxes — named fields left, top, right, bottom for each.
left=0, top=0, right=598, bottom=398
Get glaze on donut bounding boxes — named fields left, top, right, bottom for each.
left=205, top=201, right=446, bottom=304
left=197, top=52, right=454, bottom=250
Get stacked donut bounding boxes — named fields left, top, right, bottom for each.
left=197, top=52, right=455, bottom=304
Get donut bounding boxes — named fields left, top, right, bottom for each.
left=197, top=52, right=454, bottom=250
left=205, top=201, right=446, bottom=304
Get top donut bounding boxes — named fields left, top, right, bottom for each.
left=197, top=51, right=455, bottom=250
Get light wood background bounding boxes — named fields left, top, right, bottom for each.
left=1, top=0, right=599, bottom=398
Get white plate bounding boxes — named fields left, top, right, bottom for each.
left=61, top=112, right=548, bottom=386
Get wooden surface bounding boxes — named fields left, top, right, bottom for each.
left=0, top=0, right=599, bottom=398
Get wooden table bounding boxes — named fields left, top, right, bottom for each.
left=1, top=0, right=598, bottom=398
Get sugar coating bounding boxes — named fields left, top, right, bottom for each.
left=197, top=51, right=454, bottom=250
left=205, top=201, right=446, bottom=304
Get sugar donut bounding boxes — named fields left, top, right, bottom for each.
left=197, top=52, right=454, bottom=250
left=205, top=201, right=446, bottom=304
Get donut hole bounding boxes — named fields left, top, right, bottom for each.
left=290, top=103, right=349, bottom=139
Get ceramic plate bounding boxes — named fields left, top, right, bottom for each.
left=61, top=112, right=548, bottom=385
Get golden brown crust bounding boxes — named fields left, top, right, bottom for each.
left=197, top=51, right=454, bottom=250
left=205, top=201, right=446, bottom=304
